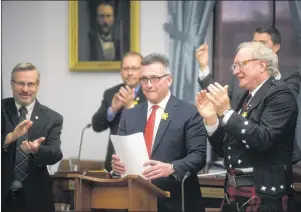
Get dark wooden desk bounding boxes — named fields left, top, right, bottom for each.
left=199, top=175, right=224, bottom=211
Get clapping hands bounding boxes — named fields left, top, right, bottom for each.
left=196, top=82, right=230, bottom=125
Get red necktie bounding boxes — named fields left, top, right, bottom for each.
left=144, top=105, right=159, bottom=158
left=241, top=93, right=252, bottom=113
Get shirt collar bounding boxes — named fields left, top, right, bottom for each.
left=275, top=72, right=281, bottom=80
left=99, top=33, right=113, bottom=42
left=147, top=91, right=171, bottom=112
left=15, top=99, right=36, bottom=115
left=250, top=78, right=269, bottom=97
left=134, top=84, right=141, bottom=96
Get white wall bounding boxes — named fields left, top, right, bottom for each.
left=2, top=1, right=169, bottom=172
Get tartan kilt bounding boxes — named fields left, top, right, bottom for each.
left=221, top=184, right=289, bottom=212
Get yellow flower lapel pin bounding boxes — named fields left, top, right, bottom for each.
left=133, top=96, right=140, bottom=106
left=161, top=112, right=169, bottom=120
left=242, top=112, right=248, bottom=118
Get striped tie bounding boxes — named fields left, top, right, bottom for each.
left=13, top=106, right=30, bottom=182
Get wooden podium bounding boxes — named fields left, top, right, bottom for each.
left=67, top=174, right=169, bottom=211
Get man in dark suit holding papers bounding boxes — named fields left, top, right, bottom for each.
left=111, top=53, right=207, bottom=212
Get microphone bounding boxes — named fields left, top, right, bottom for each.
left=77, top=123, right=92, bottom=170
left=181, top=172, right=191, bottom=212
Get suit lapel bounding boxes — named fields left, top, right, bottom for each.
left=151, top=95, right=178, bottom=156
left=28, top=100, right=44, bottom=141
left=6, top=98, right=19, bottom=127
left=136, top=88, right=146, bottom=103
left=247, top=77, right=274, bottom=114
left=134, top=102, right=148, bottom=133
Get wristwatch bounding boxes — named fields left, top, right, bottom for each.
left=110, top=170, right=121, bottom=179
left=170, top=163, right=176, bottom=174
left=219, top=109, right=230, bottom=119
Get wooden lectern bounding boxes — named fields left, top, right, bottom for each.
left=67, top=174, right=169, bottom=211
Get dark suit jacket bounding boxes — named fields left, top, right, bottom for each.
left=209, top=78, right=298, bottom=198
left=1, top=98, right=63, bottom=212
left=88, top=30, right=121, bottom=61
left=118, top=95, right=207, bottom=212
left=92, top=83, right=146, bottom=171
left=198, top=67, right=301, bottom=164
left=198, top=66, right=301, bottom=106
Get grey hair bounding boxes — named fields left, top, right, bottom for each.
left=141, top=53, right=171, bottom=74
left=11, top=62, right=40, bottom=81
left=237, top=41, right=279, bottom=77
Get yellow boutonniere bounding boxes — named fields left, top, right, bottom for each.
left=242, top=112, right=248, bottom=118
left=161, top=112, right=169, bottom=120
left=133, top=97, right=140, bottom=106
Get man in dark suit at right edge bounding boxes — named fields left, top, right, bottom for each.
left=92, top=51, right=146, bottom=172
left=196, top=27, right=301, bottom=164
left=196, top=41, right=298, bottom=211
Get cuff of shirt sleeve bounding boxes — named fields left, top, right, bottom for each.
left=198, top=66, right=210, bottom=81
left=107, top=107, right=117, bottom=122
left=3, top=143, right=9, bottom=149
left=221, top=110, right=234, bottom=126
left=204, top=118, right=219, bottom=136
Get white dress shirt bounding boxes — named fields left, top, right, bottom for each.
left=15, top=100, right=35, bottom=120
left=146, top=91, right=171, bottom=150
left=98, top=33, right=115, bottom=61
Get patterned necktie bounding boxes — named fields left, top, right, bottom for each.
left=144, top=105, right=159, bottom=158
left=240, top=93, right=252, bottom=116
left=14, top=106, right=30, bottom=182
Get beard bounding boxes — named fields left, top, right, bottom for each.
left=96, top=23, right=112, bottom=36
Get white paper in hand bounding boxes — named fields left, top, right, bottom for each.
left=110, top=132, right=149, bottom=179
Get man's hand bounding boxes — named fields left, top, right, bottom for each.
left=196, top=44, right=209, bottom=71
left=118, top=85, right=135, bottom=109
left=5, top=119, right=33, bottom=146
left=20, top=137, right=45, bottom=154
left=195, top=90, right=218, bottom=126
left=111, top=93, right=124, bottom=113
left=206, top=82, right=231, bottom=117
left=142, top=160, right=174, bottom=180
left=111, top=154, right=126, bottom=175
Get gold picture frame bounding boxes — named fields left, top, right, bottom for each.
left=69, top=1, right=140, bottom=71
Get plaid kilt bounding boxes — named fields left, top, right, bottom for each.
left=220, top=173, right=289, bottom=212
left=221, top=184, right=261, bottom=212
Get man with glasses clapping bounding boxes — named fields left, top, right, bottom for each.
left=92, top=51, right=146, bottom=172
left=2, top=62, right=63, bottom=212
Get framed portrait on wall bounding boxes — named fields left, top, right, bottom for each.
left=69, top=0, right=140, bottom=71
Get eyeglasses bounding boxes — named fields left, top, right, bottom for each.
left=12, top=80, right=39, bottom=88
left=122, top=66, right=141, bottom=72
left=231, top=59, right=260, bottom=71
left=139, top=74, right=170, bottom=84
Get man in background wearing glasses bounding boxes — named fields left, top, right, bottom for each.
left=1, top=63, right=63, bottom=212
left=111, top=53, right=207, bottom=212
left=92, top=51, right=146, bottom=172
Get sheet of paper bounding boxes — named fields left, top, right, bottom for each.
left=110, top=132, right=149, bottom=179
